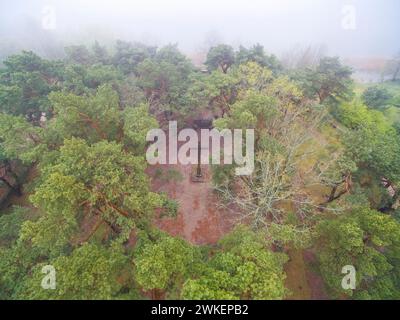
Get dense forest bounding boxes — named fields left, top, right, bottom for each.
left=0, top=40, right=400, bottom=300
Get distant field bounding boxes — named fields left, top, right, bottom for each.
left=355, top=80, right=400, bottom=124
left=355, top=79, right=400, bottom=93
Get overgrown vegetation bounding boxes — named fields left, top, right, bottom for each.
left=0, top=41, right=399, bottom=300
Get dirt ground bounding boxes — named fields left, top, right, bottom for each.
left=150, top=162, right=234, bottom=245
left=285, top=249, right=329, bottom=300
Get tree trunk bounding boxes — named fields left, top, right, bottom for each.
left=0, top=161, right=23, bottom=197
left=392, top=65, right=400, bottom=81
left=0, top=177, right=22, bottom=196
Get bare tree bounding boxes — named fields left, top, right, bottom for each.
left=215, top=98, right=341, bottom=230
left=281, top=44, right=327, bottom=70
left=383, top=51, right=400, bottom=81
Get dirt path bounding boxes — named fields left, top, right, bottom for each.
left=303, top=250, right=329, bottom=300
left=150, top=162, right=233, bottom=245
left=284, top=249, right=329, bottom=300
left=285, top=249, right=312, bottom=299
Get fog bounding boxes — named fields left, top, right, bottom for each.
left=0, top=0, right=399, bottom=60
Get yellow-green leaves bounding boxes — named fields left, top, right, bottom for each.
left=123, top=104, right=158, bottom=153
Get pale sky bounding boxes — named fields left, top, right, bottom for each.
left=0, top=0, right=399, bottom=58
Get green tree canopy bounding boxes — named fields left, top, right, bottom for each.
left=135, top=231, right=198, bottom=298
left=181, top=226, right=288, bottom=300
left=0, top=51, right=62, bottom=121
left=21, top=138, right=162, bottom=255
left=205, top=44, right=235, bottom=73
left=362, top=86, right=395, bottom=110
left=316, top=207, right=400, bottom=299
left=18, top=243, right=128, bottom=299
left=293, top=57, right=353, bottom=104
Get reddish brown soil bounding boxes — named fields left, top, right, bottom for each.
left=145, top=126, right=234, bottom=245
left=284, top=249, right=312, bottom=299
left=150, top=163, right=233, bottom=245
left=303, top=250, right=329, bottom=300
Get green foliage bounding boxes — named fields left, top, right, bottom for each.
left=0, top=206, right=31, bottom=245
left=92, top=41, right=110, bottom=65
left=65, top=45, right=93, bottom=65
left=236, top=44, right=282, bottom=74
left=0, top=241, right=45, bottom=299
left=181, top=226, right=288, bottom=300
left=136, top=44, right=193, bottom=109
left=23, top=138, right=161, bottom=255
left=135, top=232, right=198, bottom=297
left=213, top=83, right=323, bottom=229
left=84, top=64, right=124, bottom=89
left=1, top=41, right=399, bottom=301
left=123, top=103, right=158, bottom=152
left=0, top=51, right=61, bottom=121
left=232, top=61, right=273, bottom=92
left=338, top=101, right=400, bottom=183
left=48, top=84, right=121, bottom=143
left=316, top=208, right=400, bottom=299
left=267, top=223, right=313, bottom=249
left=19, top=243, right=128, bottom=299
left=362, top=86, right=393, bottom=110
left=185, top=69, right=239, bottom=115
left=217, top=91, right=277, bottom=130
left=113, top=40, right=156, bottom=75
left=205, top=44, right=235, bottom=73
left=293, top=57, right=353, bottom=104
left=0, top=113, right=43, bottom=163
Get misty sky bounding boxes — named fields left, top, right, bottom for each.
left=0, top=0, right=399, bottom=58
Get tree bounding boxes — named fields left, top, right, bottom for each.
left=339, top=101, right=400, bottom=181
left=84, top=64, right=124, bottom=89
left=19, top=243, right=128, bottom=299
left=316, top=207, right=400, bottom=299
left=213, top=86, right=329, bottom=229
left=134, top=231, right=198, bottom=299
left=181, top=226, right=288, bottom=300
left=205, top=44, right=235, bottom=73
left=0, top=206, right=31, bottom=245
left=337, top=101, right=400, bottom=211
left=185, top=69, right=239, bottom=116
left=232, top=61, right=273, bottom=92
left=383, top=52, right=400, bottom=81
left=0, top=240, right=44, bottom=299
left=236, top=44, right=282, bottom=74
left=64, top=45, right=93, bottom=65
left=113, top=40, right=157, bottom=75
left=135, top=46, right=194, bottom=111
left=122, top=104, right=158, bottom=152
left=362, top=86, right=394, bottom=110
left=281, top=44, right=326, bottom=70
left=59, top=63, right=124, bottom=95
left=0, top=84, right=157, bottom=166
left=48, top=84, right=121, bottom=143
left=0, top=113, right=43, bottom=163
left=294, top=57, right=353, bottom=104
left=0, top=51, right=61, bottom=122
left=21, top=138, right=162, bottom=255
left=92, top=41, right=110, bottom=65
